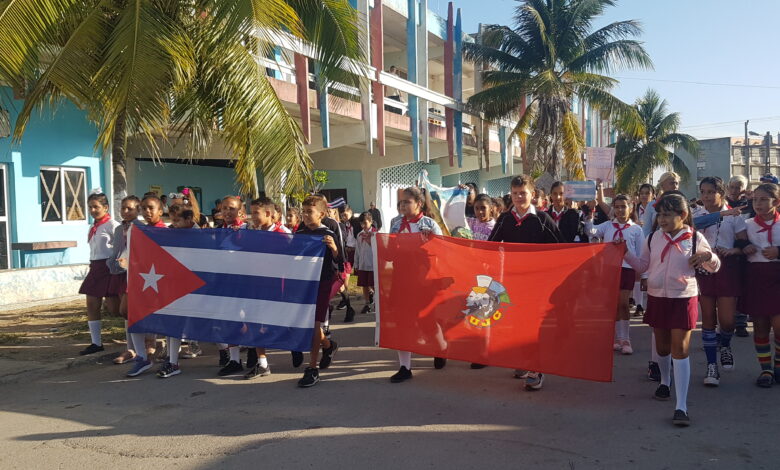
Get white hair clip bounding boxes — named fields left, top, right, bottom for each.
left=89, top=187, right=104, bottom=196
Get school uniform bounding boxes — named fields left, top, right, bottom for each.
left=692, top=205, right=746, bottom=298
left=547, top=207, right=588, bottom=243
left=588, top=219, right=643, bottom=290
left=743, top=213, right=780, bottom=318
left=625, top=227, right=721, bottom=330
left=341, top=221, right=356, bottom=274
left=488, top=205, right=563, bottom=244
left=79, top=214, right=121, bottom=297
left=106, top=219, right=144, bottom=295
left=296, top=223, right=344, bottom=323
left=467, top=217, right=496, bottom=241
left=641, top=200, right=658, bottom=237
left=353, top=227, right=377, bottom=287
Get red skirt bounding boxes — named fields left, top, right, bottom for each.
left=743, top=262, right=780, bottom=318
left=696, top=255, right=742, bottom=298
left=619, top=268, right=636, bottom=291
left=644, top=295, right=699, bottom=330
left=79, top=260, right=121, bottom=298
left=356, top=270, right=374, bottom=287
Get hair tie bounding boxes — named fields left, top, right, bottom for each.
left=89, top=187, right=104, bottom=196
left=182, top=188, right=190, bottom=195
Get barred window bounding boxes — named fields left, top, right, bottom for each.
left=40, top=167, right=87, bottom=223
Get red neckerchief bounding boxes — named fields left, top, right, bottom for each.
left=754, top=211, right=780, bottom=245
left=549, top=207, right=565, bottom=224
left=661, top=230, right=693, bottom=263
left=612, top=221, right=630, bottom=240
left=222, top=218, right=244, bottom=229
left=399, top=212, right=424, bottom=233
left=511, top=207, right=531, bottom=227
left=271, top=222, right=287, bottom=233
left=359, top=227, right=377, bottom=244
left=287, top=223, right=299, bottom=232
left=638, top=204, right=646, bottom=218
left=149, top=220, right=166, bottom=228
left=88, top=213, right=112, bottom=241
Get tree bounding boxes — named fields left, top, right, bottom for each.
left=613, top=89, right=697, bottom=193
left=464, top=0, right=651, bottom=179
left=0, top=0, right=363, bottom=203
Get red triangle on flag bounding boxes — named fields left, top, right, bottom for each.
left=127, top=226, right=205, bottom=327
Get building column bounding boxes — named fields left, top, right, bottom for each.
left=371, top=0, right=385, bottom=156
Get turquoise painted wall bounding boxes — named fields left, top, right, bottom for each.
left=0, top=95, right=103, bottom=268
left=318, top=169, right=365, bottom=212
left=133, top=160, right=243, bottom=214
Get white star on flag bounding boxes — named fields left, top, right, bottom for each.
left=140, top=265, right=165, bottom=293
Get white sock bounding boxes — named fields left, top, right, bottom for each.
left=131, top=333, right=148, bottom=360
left=229, top=346, right=240, bottom=362
left=614, top=322, right=622, bottom=341
left=124, top=321, right=133, bottom=351
left=258, top=356, right=268, bottom=368
left=672, top=357, right=690, bottom=412
left=217, top=343, right=228, bottom=350
left=398, top=351, right=412, bottom=369
left=641, top=291, right=647, bottom=310
left=168, top=337, right=181, bottom=364
left=621, top=320, right=630, bottom=342
left=632, top=282, right=642, bottom=306
left=87, top=320, right=102, bottom=346
left=658, top=354, right=671, bottom=386
left=651, top=331, right=660, bottom=363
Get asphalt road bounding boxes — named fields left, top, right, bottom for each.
left=0, top=313, right=774, bottom=470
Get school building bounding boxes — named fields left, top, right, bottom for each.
left=0, top=0, right=614, bottom=307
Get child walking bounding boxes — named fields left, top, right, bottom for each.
left=353, top=212, right=377, bottom=313
left=742, top=183, right=780, bottom=388
left=78, top=190, right=121, bottom=356
left=625, top=193, right=720, bottom=426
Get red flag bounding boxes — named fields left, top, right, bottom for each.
left=375, top=234, right=625, bottom=382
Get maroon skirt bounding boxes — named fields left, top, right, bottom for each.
left=314, top=274, right=346, bottom=322
left=644, top=295, right=699, bottom=330
left=108, top=273, right=128, bottom=296
left=79, top=260, right=121, bottom=298
left=356, top=270, right=374, bottom=287
left=743, top=262, right=780, bottom=318
left=619, top=268, right=636, bottom=291
left=696, top=255, right=742, bottom=298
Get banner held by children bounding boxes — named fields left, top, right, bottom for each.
left=419, top=170, right=471, bottom=238
left=127, top=225, right=325, bottom=352
left=375, top=234, right=624, bottom=382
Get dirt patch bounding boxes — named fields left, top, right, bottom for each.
left=0, top=300, right=127, bottom=362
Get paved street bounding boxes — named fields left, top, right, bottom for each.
left=0, top=313, right=773, bottom=470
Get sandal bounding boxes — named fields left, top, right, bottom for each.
left=756, top=371, right=774, bottom=388
left=113, top=350, right=136, bottom=364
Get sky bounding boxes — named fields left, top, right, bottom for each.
left=429, top=0, right=780, bottom=140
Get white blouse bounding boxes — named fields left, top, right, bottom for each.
left=89, top=219, right=120, bottom=261
left=587, top=219, right=643, bottom=269
left=693, top=205, right=746, bottom=250
left=745, top=215, right=780, bottom=263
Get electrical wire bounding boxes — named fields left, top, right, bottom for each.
left=614, top=76, right=780, bottom=90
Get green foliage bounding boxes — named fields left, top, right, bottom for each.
left=464, top=0, right=651, bottom=179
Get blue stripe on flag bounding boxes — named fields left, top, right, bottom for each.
left=137, top=225, right=325, bottom=258
left=191, top=272, right=319, bottom=305
left=129, top=314, right=314, bottom=352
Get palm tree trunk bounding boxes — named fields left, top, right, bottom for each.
left=112, top=111, right=128, bottom=212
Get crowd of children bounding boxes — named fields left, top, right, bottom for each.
left=76, top=170, right=780, bottom=427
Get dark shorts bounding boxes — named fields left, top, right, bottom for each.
left=79, top=260, right=120, bottom=298
left=619, top=268, right=636, bottom=291
left=356, top=270, right=374, bottom=287
left=644, top=295, right=699, bottom=330
left=315, top=274, right=345, bottom=323
left=697, top=255, right=742, bottom=298
left=743, top=262, right=780, bottom=318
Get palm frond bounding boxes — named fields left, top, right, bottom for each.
left=561, top=110, right=585, bottom=179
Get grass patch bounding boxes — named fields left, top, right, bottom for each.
left=59, top=314, right=127, bottom=343
left=0, top=333, right=28, bottom=345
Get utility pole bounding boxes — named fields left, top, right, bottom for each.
left=744, top=120, right=750, bottom=185
left=765, top=131, right=772, bottom=175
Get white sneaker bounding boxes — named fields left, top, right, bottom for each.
left=703, top=363, right=720, bottom=387
left=613, top=341, right=622, bottom=351
left=620, top=340, right=633, bottom=355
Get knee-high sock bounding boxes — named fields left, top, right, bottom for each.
left=755, top=337, right=772, bottom=371
left=131, top=333, right=148, bottom=360
left=167, top=337, right=181, bottom=364
left=720, top=330, right=733, bottom=349
left=672, top=357, right=690, bottom=412
left=398, top=351, right=412, bottom=369
left=651, top=331, right=660, bottom=363
left=622, top=320, right=630, bottom=341
left=775, top=336, right=780, bottom=373
left=632, top=282, right=642, bottom=306
left=124, top=321, right=133, bottom=352
left=229, top=346, right=241, bottom=363
left=340, top=291, right=352, bottom=308
left=702, top=329, right=718, bottom=364
left=87, top=320, right=102, bottom=346
left=614, top=322, right=622, bottom=341
left=658, top=354, right=671, bottom=387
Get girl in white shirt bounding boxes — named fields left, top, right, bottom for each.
left=742, top=183, right=780, bottom=388
left=78, top=191, right=121, bottom=356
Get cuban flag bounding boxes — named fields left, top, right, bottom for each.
left=127, top=225, right=325, bottom=351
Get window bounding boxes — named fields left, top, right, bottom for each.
left=40, top=167, right=87, bottom=223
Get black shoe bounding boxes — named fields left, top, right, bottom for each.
left=319, top=340, right=339, bottom=369
left=470, top=363, right=487, bottom=369
left=672, top=409, right=690, bottom=427
left=653, top=384, right=671, bottom=401
left=433, top=357, right=447, bottom=369
left=335, top=299, right=347, bottom=310
left=369, top=293, right=374, bottom=304
left=79, top=343, right=104, bottom=356
left=647, top=361, right=661, bottom=382
left=390, top=366, right=412, bottom=383
left=344, top=307, right=355, bottom=323
left=298, top=367, right=320, bottom=387
left=735, top=326, right=749, bottom=337
left=361, top=305, right=371, bottom=314
left=244, top=364, right=271, bottom=380
left=218, top=360, right=243, bottom=376
left=635, top=305, right=644, bottom=317
left=246, top=348, right=258, bottom=369
left=218, top=348, right=229, bottom=367
left=629, top=297, right=636, bottom=307
left=291, top=351, right=304, bottom=368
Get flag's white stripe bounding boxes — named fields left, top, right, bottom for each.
left=155, top=294, right=315, bottom=329
left=162, top=247, right=323, bottom=281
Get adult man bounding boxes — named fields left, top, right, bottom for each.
left=726, top=175, right=755, bottom=219
left=368, top=202, right=383, bottom=230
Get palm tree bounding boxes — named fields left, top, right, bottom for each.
left=613, top=89, right=698, bottom=193
left=0, top=0, right=363, bottom=202
left=464, top=0, right=651, bottom=179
